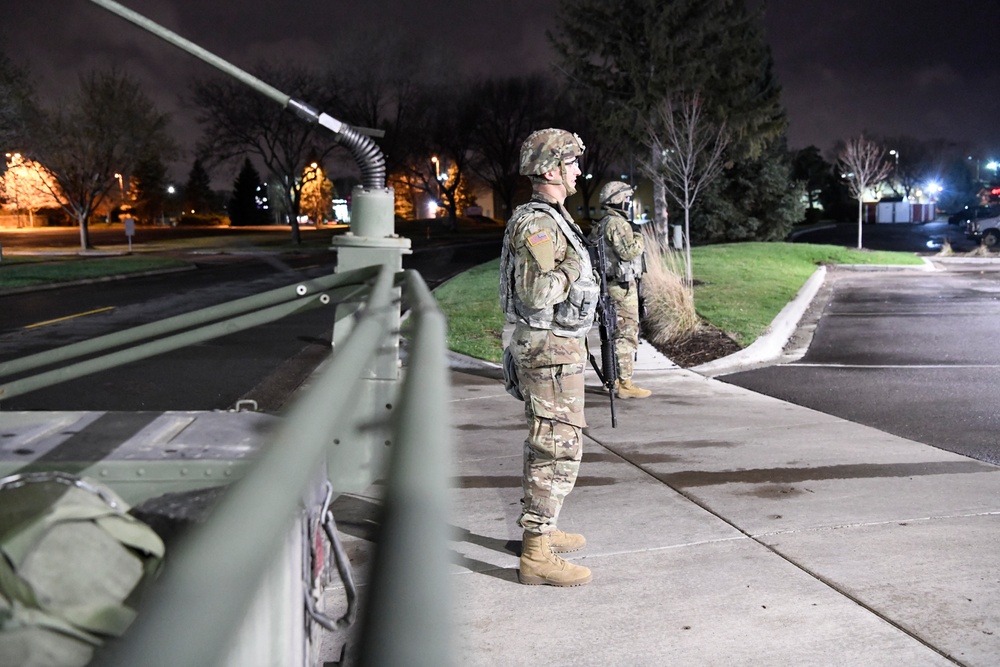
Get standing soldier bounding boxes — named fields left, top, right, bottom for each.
left=499, top=128, right=598, bottom=587
left=591, top=181, right=652, bottom=399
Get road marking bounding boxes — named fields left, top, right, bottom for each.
left=25, top=306, right=115, bottom=329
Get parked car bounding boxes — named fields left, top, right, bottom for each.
left=949, top=204, right=996, bottom=225
left=965, top=210, right=1000, bottom=246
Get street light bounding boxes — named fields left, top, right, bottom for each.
left=889, top=149, right=900, bottom=197
left=430, top=156, right=445, bottom=205
left=968, top=155, right=981, bottom=182
left=114, top=172, right=126, bottom=210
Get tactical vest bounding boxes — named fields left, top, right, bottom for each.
left=596, top=212, right=643, bottom=284
left=500, top=200, right=599, bottom=338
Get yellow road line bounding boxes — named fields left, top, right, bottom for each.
left=25, top=306, right=115, bottom=329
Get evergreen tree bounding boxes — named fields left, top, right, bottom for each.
left=227, top=158, right=268, bottom=226
left=183, top=158, right=215, bottom=214
left=792, top=146, right=831, bottom=221
left=698, top=139, right=803, bottom=242
left=551, top=0, right=789, bottom=240
left=132, top=154, right=169, bottom=225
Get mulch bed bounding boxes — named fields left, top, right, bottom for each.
left=648, top=323, right=743, bottom=368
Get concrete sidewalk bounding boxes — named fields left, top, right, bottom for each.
left=444, top=337, right=1000, bottom=665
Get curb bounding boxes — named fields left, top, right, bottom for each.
left=689, top=259, right=936, bottom=378
left=0, top=265, right=196, bottom=297
left=690, top=265, right=827, bottom=377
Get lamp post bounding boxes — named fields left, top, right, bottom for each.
left=430, top=156, right=440, bottom=196
left=969, top=155, right=981, bottom=183
left=889, top=149, right=899, bottom=196
left=114, top=172, right=126, bottom=218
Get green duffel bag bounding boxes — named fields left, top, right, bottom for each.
left=0, top=472, right=165, bottom=667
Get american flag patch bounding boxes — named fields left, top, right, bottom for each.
left=527, top=230, right=550, bottom=246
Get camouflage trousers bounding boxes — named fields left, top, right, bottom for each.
left=610, top=281, right=640, bottom=380
left=516, top=362, right=586, bottom=535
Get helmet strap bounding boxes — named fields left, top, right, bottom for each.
left=558, top=161, right=577, bottom=196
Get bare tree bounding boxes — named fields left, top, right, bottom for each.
left=642, top=94, right=728, bottom=285
left=838, top=135, right=892, bottom=249
left=468, top=76, right=559, bottom=220
left=191, top=63, right=340, bottom=244
left=390, top=83, right=480, bottom=228
left=31, top=69, right=174, bottom=250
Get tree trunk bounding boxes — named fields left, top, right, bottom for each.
left=78, top=216, right=92, bottom=251
left=289, top=213, right=301, bottom=245
left=684, top=206, right=693, bottom=286
left=650, top=146, right=670, bottom=244
left=857, top=198, right=863, bottom=249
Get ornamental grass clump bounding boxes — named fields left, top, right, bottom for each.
left=639, top=227, right=699, bottom=346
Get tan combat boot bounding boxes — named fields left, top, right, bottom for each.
left=548, top=529, right=586, bottom=553
left=519, top=532, right=592, bottom=587
left=616, top=378, right=652, bottom=399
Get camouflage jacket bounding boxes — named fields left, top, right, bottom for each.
left=500, top=193, right=598, bottom=363
left=592, top=209, right=644, bottom=284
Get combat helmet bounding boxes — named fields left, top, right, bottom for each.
left=519, top=129, right=585, bottom=176
left=599, top=181, right=634, bottom=209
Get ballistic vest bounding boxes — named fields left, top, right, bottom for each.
left=500, top=199, right=598, bottom=338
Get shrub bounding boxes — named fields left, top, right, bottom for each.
left=639, top=228, right=699, bottom=345
left=176, top=213, right=229, bottom=227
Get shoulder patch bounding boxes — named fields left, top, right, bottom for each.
left=528, top=230, right=551, bottom=246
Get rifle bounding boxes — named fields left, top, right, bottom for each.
left=588, top=221, right=619, bottom=428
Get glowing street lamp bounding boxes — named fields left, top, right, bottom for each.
left=925, top=181, right=943, bottom=204
left=114, top=171, right=126, bottom=206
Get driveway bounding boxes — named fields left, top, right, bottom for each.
left=721, top=259, right=1000, bottom=465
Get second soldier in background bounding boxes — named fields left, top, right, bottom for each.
left=591, top=181, right=652, bottom=399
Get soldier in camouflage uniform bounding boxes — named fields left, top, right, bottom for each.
left=591, top=181, right=652, bottom=399
left=499, top=128, right=597, bottom=587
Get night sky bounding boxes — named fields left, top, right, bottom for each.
left=5, top=1, right=1000, bottom=178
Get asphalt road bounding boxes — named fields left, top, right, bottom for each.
left=792, top=218, right=975, bottom=253
left=0, top=232, right=502, bottom=412
left=725, top=223, right=1000, bottom=465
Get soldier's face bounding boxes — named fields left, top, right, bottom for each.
left=563, top=157, right=582, bottom=190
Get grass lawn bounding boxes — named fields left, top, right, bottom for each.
left=433, top=242, right=926, bottom=364
left=690, top=242, right=925, bottom=344
left=0, top=255, right=190, bottom=289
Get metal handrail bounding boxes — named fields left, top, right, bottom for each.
left=77, top=266, right=454, bottom=666
left=0, top=265, right=379, bottom=387
left=357, top=271, right=454, bottom=666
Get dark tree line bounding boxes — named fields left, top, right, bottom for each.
left=5, top=3, right=994, bottom=251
